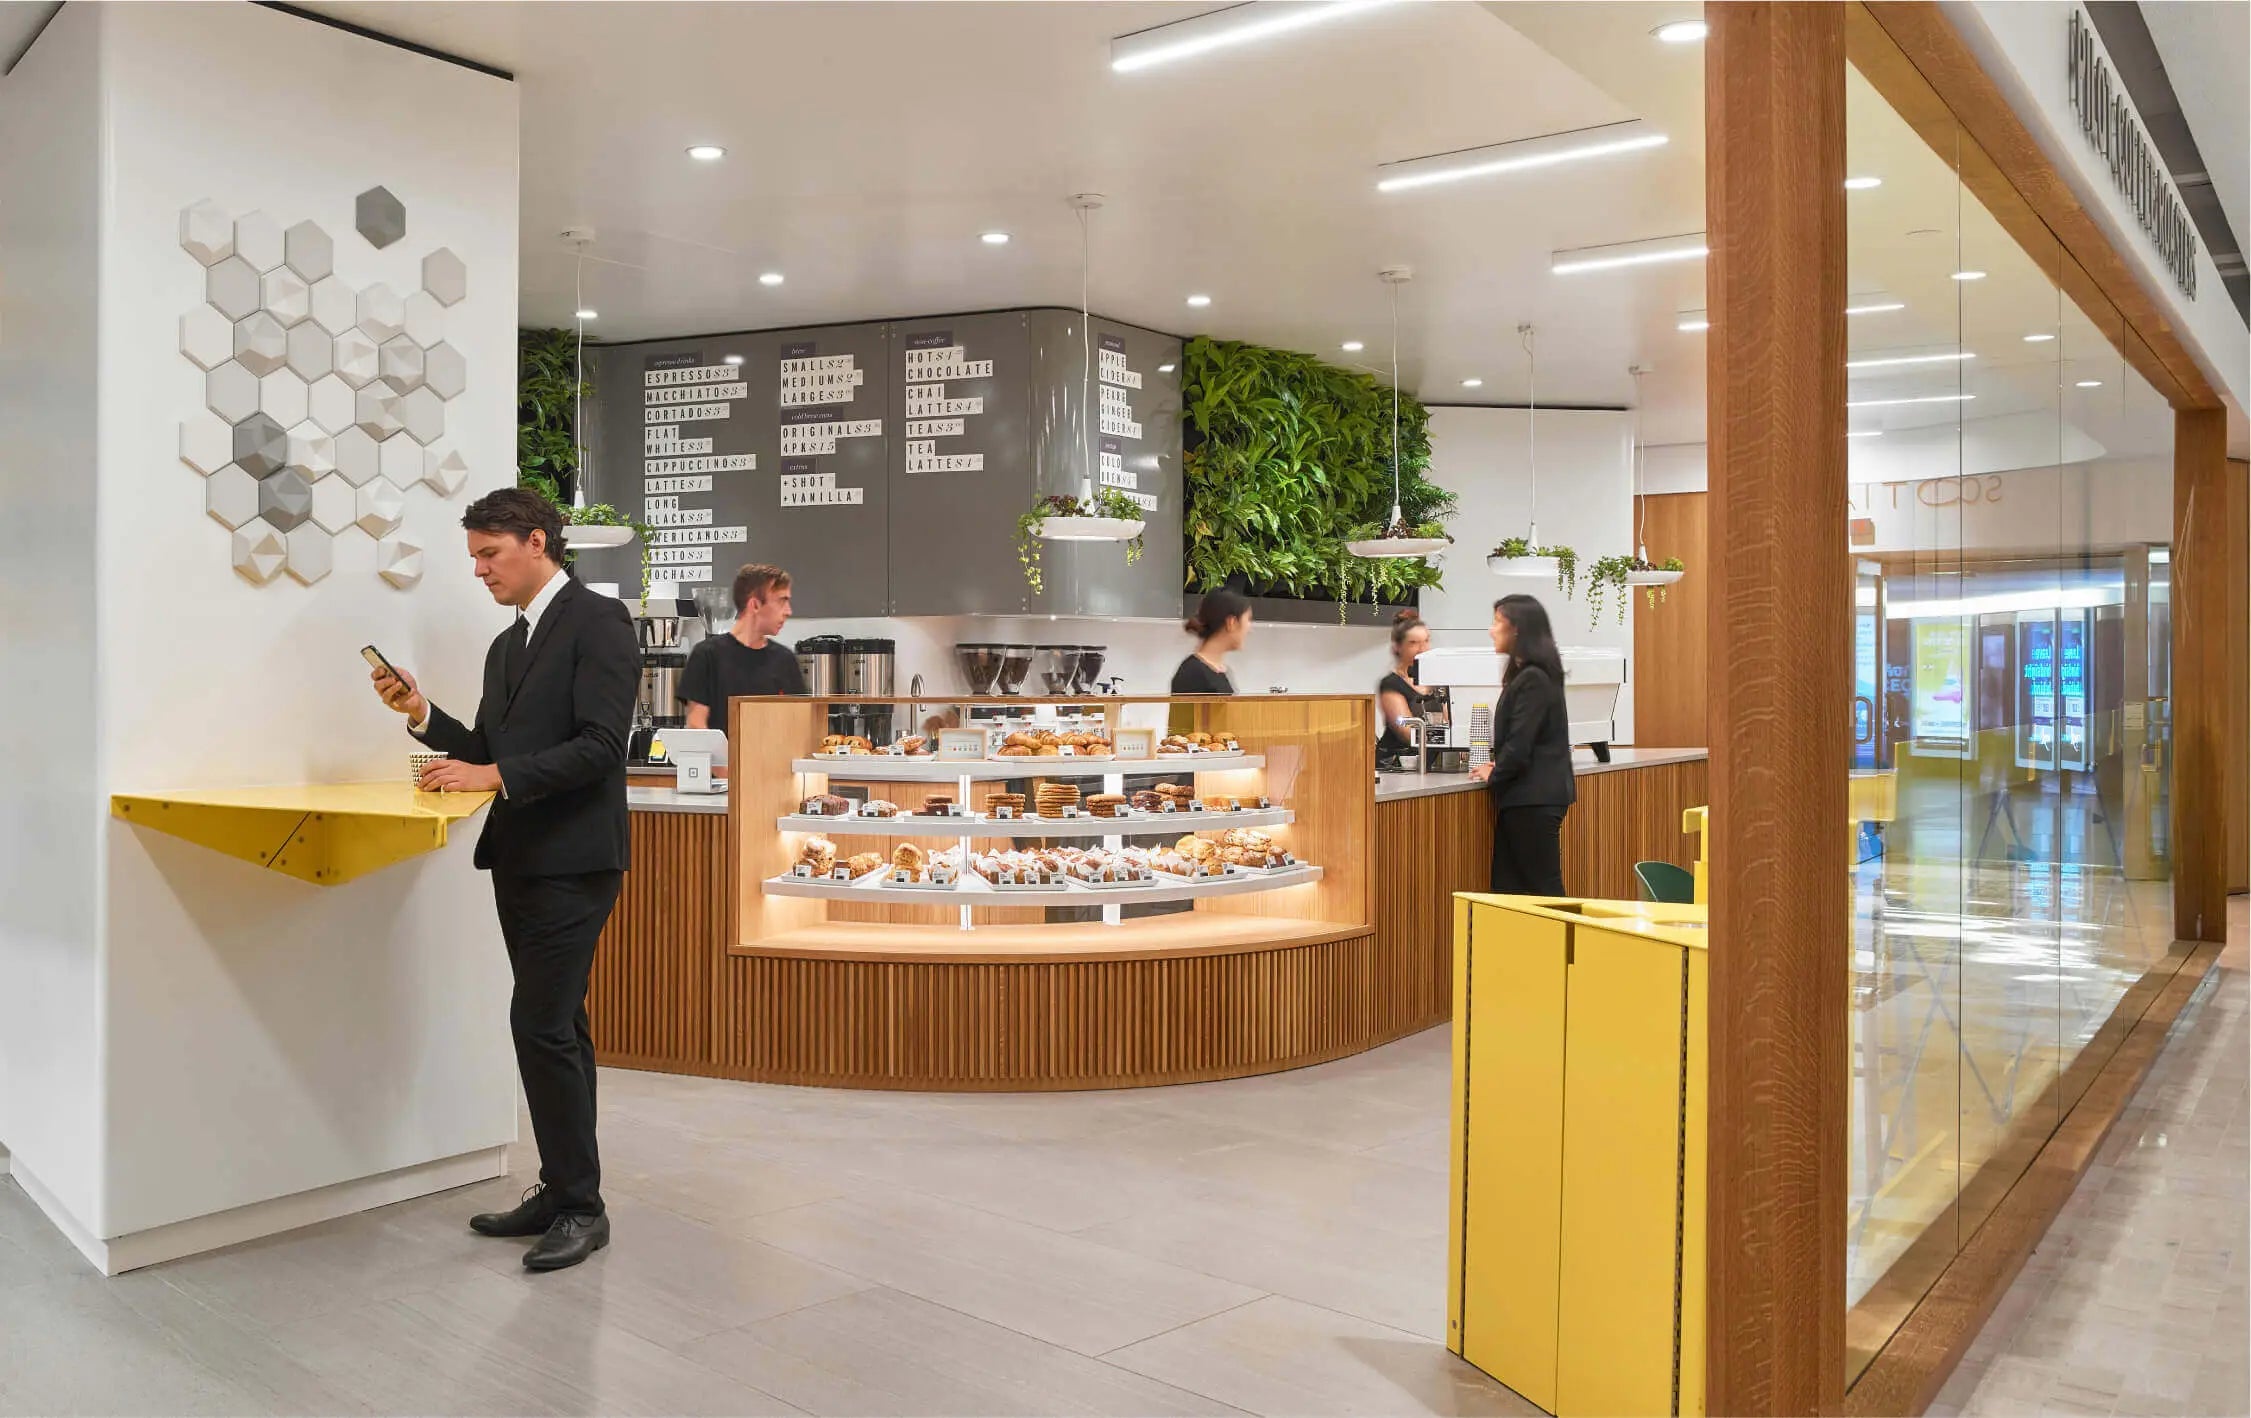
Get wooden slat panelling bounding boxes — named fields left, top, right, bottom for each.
left=589, top=810, right=727, bottom=1069
left=1631, top=493, right=1711, bottom=748
left=2173, top=408, right=2230, bottom=941
left=1705, top=6, right=1851, bottom=1413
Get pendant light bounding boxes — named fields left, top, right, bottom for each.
left=561, top=231, right=634, bottom=549
left=1030, top=194, right=1146, bottom=546
left=1488, top=322, right=1560, bottom=577
left=1347, top=266, right=1450, bottom=559
left=1624, top=364, right=1684, bottom=589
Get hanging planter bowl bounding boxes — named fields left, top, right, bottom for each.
left=567, top=524, right=636, bottom=549
left=1488, top=554, right=1561, bottom=578
left=1348, top=536, right=1451, bottom=559
left=1033, top=516, right=1146, bottom=543
left=1624, top=567, right=1685, bottom=588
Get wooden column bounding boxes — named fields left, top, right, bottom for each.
left=2227, top=459, right=2248, bottom=897
left=2173, top=409, right=2230, bottom=941
left=1703, top=6, right=1849, bottom=1413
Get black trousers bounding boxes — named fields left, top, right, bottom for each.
left=491, top=869, right=623, bottom=1217
left=1491, top=805, right=1568, bottom=897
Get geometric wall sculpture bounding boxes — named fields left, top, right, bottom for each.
left=181, top=197, right=469, bottom=589
left=375, top=534, right=424, bottom=589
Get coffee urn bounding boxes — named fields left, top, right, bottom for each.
left=795, top=635, right=844, bottom=696
left=832, top=637, right=897, bottom=745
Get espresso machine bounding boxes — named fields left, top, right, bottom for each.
left=634, top=597, right=698, bottom=727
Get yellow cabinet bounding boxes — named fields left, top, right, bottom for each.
left=1448, top=895, right=1708, bottom=1417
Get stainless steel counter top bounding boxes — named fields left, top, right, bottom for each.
left=1374, top=746, right=1709, bottom=804
left=628, top=746, right=1709, bottom=814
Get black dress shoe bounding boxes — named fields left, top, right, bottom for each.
left=469, top=1184, right=555, bottom=1238
left=523, top=1212, right=609, bottom=1271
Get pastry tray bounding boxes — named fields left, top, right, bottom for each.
left=762, top=862, right=1323, bottom=905
left=793, top=755, right=1263, bottom=782
left=775, top=806, right=1293, bottom=838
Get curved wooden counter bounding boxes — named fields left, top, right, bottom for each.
left=587, top=714, right=1705, bottom=1091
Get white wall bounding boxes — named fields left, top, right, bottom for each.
left=0, top=2, right=109, bottom=1238
left=0, top=3, right=522, bottom=1249
left=1951, top=1, right=2249, bottom=416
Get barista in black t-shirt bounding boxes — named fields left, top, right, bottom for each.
left=681, top=562, right=806, bottom=729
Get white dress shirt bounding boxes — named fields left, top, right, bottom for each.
left=410, top=567, right=570, bottom=796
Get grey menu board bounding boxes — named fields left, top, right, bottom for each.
left=884, top=312, right=1034, bottom=615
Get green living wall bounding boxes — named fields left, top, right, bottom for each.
left=1180, top=335, right=1454, bottom=606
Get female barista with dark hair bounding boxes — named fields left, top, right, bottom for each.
left=1377, top=610, right=1433, bottom=761
left=1172, top=588, right=1250, bottom=694
left=1469, top=594, right=1575, bottom=895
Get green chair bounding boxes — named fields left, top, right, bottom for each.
left=1634, top=860, right=1696, bottom=904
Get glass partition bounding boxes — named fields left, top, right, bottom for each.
left=1843, top=36, right=2178, bottom=1382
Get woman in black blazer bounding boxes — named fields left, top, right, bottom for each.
left=1469, top=594, right=1576, bottom=895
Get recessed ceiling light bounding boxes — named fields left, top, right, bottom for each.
left=1846, top=300, right=1907, bottom=315
left=1844, top=175, right=1882, bottom=190
left=686, top=145, right=726, bottom=161
left=724, top=354, right=744, bottom=365
left=1653, top=19, right=1708, bottom=43
left=2076, top=379, right=2103, bottom=388
left=1110, top=0, right=1401, bottom=73
left=1341, top=340, right=1365, bottom=352
left=1461, top=378, right=1484, bottom=388
left=1186, top=293, right=1212, bottom=307
left=574, top=308, right=597, bottom=320
left=1847, top=430, right=1884, bottom=438
left=2023, top=332, right=2056, bottom=342
left=1951, top=269, right=1987, bottom=281
left=1677, top=317, right=1710, bottom=332
left=758, top=272, right=785, bottom=286
left=980, top=231, right=1010, bottom=245
left=1376, top=119, right=1667, bottom=192
left=1847, top=393, right=1977, bottom=408
left=1846, top=351, right=1975, bottom=369
left=1158, top=363, right=1175, bottom=373
left=1550, top=231, right=1708, bottom=274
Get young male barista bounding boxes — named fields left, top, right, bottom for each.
left=680, top=561, right=804, bottom=729
left=368, top=488, right=639, bottom=1272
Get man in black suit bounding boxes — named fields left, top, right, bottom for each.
left=370, top=488, right=639, bottom=1272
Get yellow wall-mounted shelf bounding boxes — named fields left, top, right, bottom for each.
left=111, top=782, right=493, bottom=886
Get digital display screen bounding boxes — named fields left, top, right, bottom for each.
left=1911, top=620, right=1969, bottom=740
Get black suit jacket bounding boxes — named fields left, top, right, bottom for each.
left=1486, top=665, right=1579, bottom=811
left=416, top=575, right=640, bottom=876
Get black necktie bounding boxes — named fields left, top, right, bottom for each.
left=503, top=614, right=530, bottom=690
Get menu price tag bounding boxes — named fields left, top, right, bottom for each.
left=1113, top=728, right=1155, bottom=761
left=937, top=729, right=986, bottom=761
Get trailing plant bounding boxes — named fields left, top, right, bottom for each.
left=561, top=502, right=658, bottom=599
left=1584, top=554, right=1641, bottom=625
left=518, top=328, right=590, bottom=500
left=1489, top=537, right=1579, bottom=598
left=1015, top=490, right=1146, bottom=596
left=1181, top=336, right=1454, bottom=606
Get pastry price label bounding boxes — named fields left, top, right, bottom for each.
left=1113, top=728, right=1156, bottom=760
left=937, top=729, right=986, bottom=761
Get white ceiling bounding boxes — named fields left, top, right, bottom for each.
left=299, top=0, right=1719, bottom=441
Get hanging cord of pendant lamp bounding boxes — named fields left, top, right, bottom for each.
left=1631, top=363, right=1646, bottom=560
left=1387, top=275, right=1402, bottom=526
left=1078, top=199, right=1094, bottom=505
left=1521, top=322, right=1540, bottom=548
left=573, top=247, right=587, bottom=510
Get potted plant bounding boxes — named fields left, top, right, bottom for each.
left=1016, top=489, right=1146, bottom=595
left=1345, top=515, right=1453, bottom=560
left=559, top=502, right=656, bottom=597
left=1489, top=536, right=1578, bottom=597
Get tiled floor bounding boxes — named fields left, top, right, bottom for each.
left=1929, top=896, right=2249, bottom=1418
left=0, top=901, right=2239, bottom=1416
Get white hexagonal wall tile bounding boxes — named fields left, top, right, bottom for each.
left=233, top=211, right=284, bottom=273
left=307, top=375, right=355, bottom=436
left=309, top=473, right=357, bottom=534
left=309, top=276, right=356, bottom=336
left=334, top=330, right=380, bottom=388
left=180, top=414, right=233, bottom=476
left=259, top=368, right=308, bottom=427
left=334, top=426, right=380, bottom=487
left=286, top=322, right=334, bottom=382
left=421, top=247, right=467, bottom=306
left=398, top=385, right=445, bottom=445
left=232, top=312, right=289, bottom=376
left=376, top=534, right=424, bottom=590
left=260, top=267, right=311, bottom=327
left=378, top=336, right=425, bottom=391
left=421, top=445, right=469, bottom=497
left=354, top=384, right=403, bottom=441
left=206, top=256, right=261, bottom=320
left=206, top=361, right=259, bottom=422
left=356, top=283, right=405, bottom=342
left=378, top=434, right=422, bottom=489
left=422, top=342, right=467, bottom=400
left=283, top=221, right=333, bottom=282
left=206, top=465, right=261, bottom=530
left=232, top=520, right=289, bottom=585
left=402, top=291, right=443, bottom=347
left=285, top=525, right=334, bottom=585
left=232, top=412, right=289, bottom=479
left=179, top=199, right=234, bottom=266
left=356, top=481, right=406, bottom=537
left=259, top=469, right=315, bottom=530
left=180, top=306, right=234, bottom=371
left=283, top=421, right=335, bottom=481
